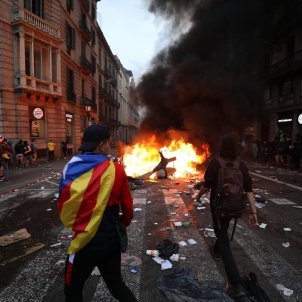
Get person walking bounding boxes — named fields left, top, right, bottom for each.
left=195, top=133, right=258, bottom=301
left=0, top=136, right=13, bottom=182
left=47, top=139, right=55, bottom=161
left=58, top=124, right=137, bottom=302
left=23, top=141, right=33, bottom=167
left=30, top=139, right=38, bottom=166
left=14, top=139, right=25, bottom=167
left=61, top=141, right=68, bottom=159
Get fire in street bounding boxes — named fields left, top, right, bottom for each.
left=122, top=132, right=210, bottom=179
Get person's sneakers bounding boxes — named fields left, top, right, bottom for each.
left=226, top=283, right=247, bottom=299
left=210, top=245, right=222, bottom=261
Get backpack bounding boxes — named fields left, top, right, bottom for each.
left=213, top=157, right=246, bottom=218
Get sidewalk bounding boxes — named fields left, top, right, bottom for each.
left=0, top=159, right=67, bottom=196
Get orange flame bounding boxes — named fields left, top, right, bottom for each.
left=123, top=135, right=210, bottom=179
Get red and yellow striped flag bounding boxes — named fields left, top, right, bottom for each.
left=58, top=154, right=115, bottom=254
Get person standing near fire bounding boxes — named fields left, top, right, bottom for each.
left=58, top=124, right=137, bottom=302
left=47, top=139, right=55, bottom=161
left=194, top=133, right=258, bottom=300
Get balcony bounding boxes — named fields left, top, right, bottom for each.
left=270, top=50, right=302, bottom=78
left=12, top=7, right=60, bottom=40
left=79, top=20, right=91, bottom=42
left=80, top=55, right=92, bottom=75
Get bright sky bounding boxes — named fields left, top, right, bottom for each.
left=97, top=0, right=169, bottom=81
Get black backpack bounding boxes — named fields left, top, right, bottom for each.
left=213, top=157, right=246, bottom=218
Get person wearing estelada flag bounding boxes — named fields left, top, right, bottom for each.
left=58, top=124, right=137, bottom=302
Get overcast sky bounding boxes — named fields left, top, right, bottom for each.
left=97, top=0, right=169, bottom=81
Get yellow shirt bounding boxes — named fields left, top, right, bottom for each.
left=48, top=142, right=55, bottom=151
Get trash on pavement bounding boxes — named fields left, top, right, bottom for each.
left=170, top=254, right=179, bottom=262
left=46, top=208, right=52, bottom=211
left=293, top=205, right=302, bottom=209
left=147, top=200, right=152, bottom=204
left=130, top=267, right=138, bottom=274
left=156, top=239, right=179, bottom=258
left=157, top=268, right=233, bottom=301
left=282, top=242, right=290, bottom=248
left=204, top=228, right=216, bottom=238
left=161, top=260, right=173, bottom=270
left=197, top=206, right=206, bottom=210
left=40, top=187, right=45, bottom=189
left=283, top=228, right=291, bottom=232
left=50, top=242, right=62, bottom=247
left=153, top=256, right=166, bottom=265
left=276, top=284, right=294, bottom=297
left=54, top=193, right=59, bottom=198
left=259, top=223, right=267, bottom=229
left=174, top=221, right=182, bottom=227
left=180, top=256, right=186, bottom=260
left=170, top=212, right=177, bottom=215
left=178, top=240, right=187, bottom=247
left=255, top=202, right=265, bottom=209
left=188, top=239, right=197, bottom=245
left=0, top=228, right=31, bottom=246
left=146, top=250, right=159, bottom=257
left=134, top=208, right=142, bottom=212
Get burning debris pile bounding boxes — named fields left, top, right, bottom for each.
left=122, top=132, right=209, bottom=181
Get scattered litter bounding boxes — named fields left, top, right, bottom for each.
left=55, top=260, right=65, bottom=266
left=154, top=222, right=158, bottom=225
left=178, top=240, right=187, bottom=247
left=255, top=202, right=265, bottom=209
left=0, top=243, right=45, bottom=266
left=130, top=267, right=138, bottom=274
left=148, top=233, right=152, bottom=236
left=156, top=239, right=179, bottom=258
left=283, top=228, right=291, bottom=232
left=134, top=208, right=142, bottom=212
left=54, top=193, right=59, bottom=198
left=259, top=223, right=267, bottom=229
left=293, top=205, right=302, bottom=209
left=188, top=239, right=197, bottom=245
left=170, top=212, right=177, bottom=215
left=184, top=213, right=189, bottom=217
left=46, top=208, right=52, bottom=211
left=50, top=242, right=62, bottom=247
left=180, top=256, right=186, bottom=260
left=132, top=220, right=137, bottom=223
left=153, top=256, right=165, bottom=265
left=161, top=260, right=173, bottom=270
left=276, top=284, right=294, bottom=297
left=41, top=187, right=45, bottom=190
left=197, top=206, right=206, bottom=210
left=67, top=235, right=73, bottom=238
left=282, top=242, right=290, bottom=248
left=146, top=250, right=159, bottom=257
left=147, top=201, right=152, bottom=204
left=170, top=254, right=179, bottom=262
left=204, top=228, right=216, bottom=238
left=0, top=228, right=31, bottom=246
left=174, top=221, right=182, bottom=227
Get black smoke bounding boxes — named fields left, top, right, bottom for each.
left=137, top=0, right=277, bottom=148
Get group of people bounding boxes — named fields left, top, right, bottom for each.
left=241, top=131, right=302, bottom=171
left=57, top=124, right=259, bottom=302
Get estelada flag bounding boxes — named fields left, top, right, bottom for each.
left=58, top=153, right=115, bottom=254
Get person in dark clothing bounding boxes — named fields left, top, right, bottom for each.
left=61, top=141, right=68, bottom=159
left=195, top=134, right=258, bottom=301
left=14, top=139, right=25, bottom=166
left=58, top=124, right=137, bottom=302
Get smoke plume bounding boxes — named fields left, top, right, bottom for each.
left=137, top=0, right=277, bottom=148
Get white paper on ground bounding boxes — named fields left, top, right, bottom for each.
left=178, top=240, right=187, bottom=247
left=161, top=260, right=173, bottom=270
left=282, top=242, right=290, bottom=248
left=174, top=221, right=182, bottom=227
left=283, top=227, right=291, bottom=231
left=134, top=208, right=142, bottom=212
left=204, top=228, right=216, bottom=238
left=170, top=254, right=179, bottom=262
left=188, top=239, right=197, bottom=245
left=259, top=223, right=267, bottom=229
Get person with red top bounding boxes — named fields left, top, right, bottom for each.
left=59, top=124, right=137, bottom=302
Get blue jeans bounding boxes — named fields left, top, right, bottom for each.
left=2, top=161, right=9, bottom=181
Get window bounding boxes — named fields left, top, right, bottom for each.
left=25, top=38, right=31, bottom=76
left=91, top=30, right=96, bottom=46
left=279, top=80, right=294, bottom=102
left=52, top=50, right=57, bottom=83
left=67, top=68, right=76, bottom=102
left=66, top=23, right=76, bottom=54
left=33, top=42, right=50, bottom=81
left=80, top=116, right=86, bottom=131
left=66, top=0, right=73, bottom=12
left=24, top=0, right=44, bottom=18
left=91, top=5, right=96, bottom=20
left=91, top=55, right=96, bottom=74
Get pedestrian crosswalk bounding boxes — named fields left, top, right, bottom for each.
left=0, top=181, right=301, bottom=301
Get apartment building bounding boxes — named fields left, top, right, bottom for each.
left=259, top=0, right=302, bottom=142
left=0, top=0, right=138, bottom=157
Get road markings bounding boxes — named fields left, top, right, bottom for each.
left=250, top=172, right=302, bottom=191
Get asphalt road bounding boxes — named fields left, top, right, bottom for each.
left=0, top=160, right=301, bottom=302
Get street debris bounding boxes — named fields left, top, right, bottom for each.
left=188, top=239, right=197, bottom=245
left=293, top=205, right=302, bottom=209
left=255, top=202, right=265, bottom=209
left=152, top=256, right=173, bottom=270
left=54, top=193, right=59, bottom=198
left=276, top=284, right=294, bottom=297
left=156, top=239, right=179, bottom=258
left=157, top=268, right=233, bottom=301
left=174, top=221, right=182, bottom=227
left=0, top=228, right=31, bottom=246
left=282, top=242, right=290, bottom=248
left=46, top=208, right=52, bottom=211
left=130, top=267, right=138, bottom=274
left=283, top=228, right=291, bottom=232
left=134, top=208, right=142, bottom=212
left=146, top=250, right=159, bottom=257
left=204, top=228, right=216, bottom=238
left=50, top=242, right=62, bottom=247
left=0, top=243, right=45, bottom=266
left=170, top=254, right=179, bottom=262
left=259, top=223, right=267, bottom=229
left=178, top=240, right=187, bottom=247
